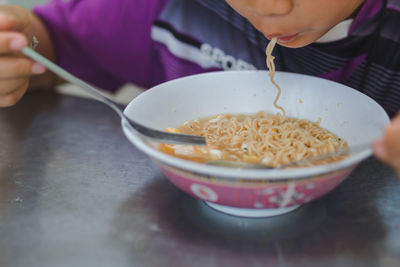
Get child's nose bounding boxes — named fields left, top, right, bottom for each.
left=246, top=0, right=293, bottom=16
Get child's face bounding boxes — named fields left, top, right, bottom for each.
left=226, top=0, right=365, bottom=48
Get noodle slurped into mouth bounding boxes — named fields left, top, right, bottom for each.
left=158, top=37, right=348, bottom=168
left=266, top=37, right=286, bottom=118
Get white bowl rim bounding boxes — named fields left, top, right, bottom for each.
left=123, top=70, right=389, bottom=180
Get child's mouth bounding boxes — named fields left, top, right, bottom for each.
left=266, top=33, right=299, bottom=44
left=277, top=34, right=298, bottom=43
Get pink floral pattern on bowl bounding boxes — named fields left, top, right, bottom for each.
left=157, top=161, right=356, bottom=209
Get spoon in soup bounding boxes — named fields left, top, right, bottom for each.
left=207, top=143, right=372, bottom=169
left=22, top=47, right=206, bottom=145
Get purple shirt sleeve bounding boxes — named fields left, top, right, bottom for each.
left=33, top=0, right=170, bottom=91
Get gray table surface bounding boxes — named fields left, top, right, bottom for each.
left=0, top=90, right=400, bottom=267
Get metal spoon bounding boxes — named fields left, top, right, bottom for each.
left=207, top=143, right=373, bottom=169
left=22, top=47, right=206, bottom=145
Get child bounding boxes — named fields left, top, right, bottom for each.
left=0, top=0, right=399, bottom=175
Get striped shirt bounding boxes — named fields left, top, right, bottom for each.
left=34, top=0, right=400, bottom=117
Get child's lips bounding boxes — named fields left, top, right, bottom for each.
left=267, top=33, right=299, bottom=43
left=277, top=34, right=298, bottom=43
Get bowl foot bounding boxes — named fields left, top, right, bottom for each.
left=205, top=202, right=301, bottom=218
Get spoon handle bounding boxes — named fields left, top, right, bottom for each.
left=22, top=47, right=206, bottom=145
left=22, top=47, right=124, bottom=117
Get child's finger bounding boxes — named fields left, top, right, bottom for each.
left=374, top=116, right=400, bottom=174
left=0, top=79, right=29, bottom=107
left=0, top=32, right=27, bottom=53
left=373, top=140, right=387, bottom=159
left=0, top=57, right=44, bottom=79
left=384, top=117, right=400, bottom=154
left=0, top=76, right=29, bottom=95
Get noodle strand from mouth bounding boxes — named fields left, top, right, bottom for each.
left=266, top=37, right=286, bottom=119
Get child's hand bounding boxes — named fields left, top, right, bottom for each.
left=373, top=111, right=400, bottom=177
left=0, top=5, right=46, bottom=107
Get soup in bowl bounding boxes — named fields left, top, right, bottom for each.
left=122, top=70, right=389, bottom=217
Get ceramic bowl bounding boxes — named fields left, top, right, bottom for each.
left=122, top=70, right=389, bottom=217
